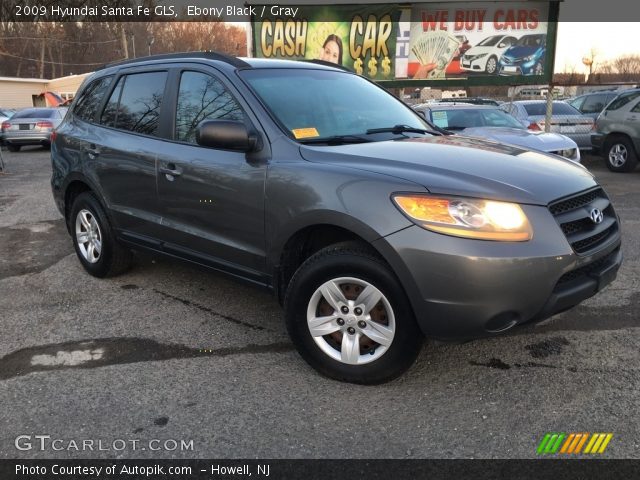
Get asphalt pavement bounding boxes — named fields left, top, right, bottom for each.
left=0, top=146, right=638, bottom=459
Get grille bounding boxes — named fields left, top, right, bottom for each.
left=549, top=187, right=618, bottom=255
left=556, top=248, right=619, bottom=286
left=549, top=189, right=601, bottom=215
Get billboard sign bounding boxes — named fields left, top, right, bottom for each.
left=251, top=5, right=401, bottom=80
left=250, top=2, right=556, bottom=84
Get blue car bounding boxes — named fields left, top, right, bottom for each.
left=499, top=34, right=546, bottom=76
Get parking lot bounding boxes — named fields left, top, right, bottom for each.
left=0, top=146, right=638, bottom=459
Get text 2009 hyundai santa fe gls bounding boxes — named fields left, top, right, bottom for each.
left=51, top=53, right=622, bottom=384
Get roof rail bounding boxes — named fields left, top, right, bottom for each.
left=302, top=59, right=353, bottom=73
left=104, top=51, right=251, bottom=69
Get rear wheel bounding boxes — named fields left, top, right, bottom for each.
left=605, top=136, right=638, bottom=172
left=285, top=242, right=423, bottom=384
left=70, top=192, right=133, bottom=277
left=6, top=144, right=20, bottom=152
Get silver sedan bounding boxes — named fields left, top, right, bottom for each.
left=414, top=103, right=581, bottom=162
left=1, top=107, right=67, bottom=151
left=500, top=100, right=594, bottom=150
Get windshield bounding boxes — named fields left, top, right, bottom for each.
left=516, top=35, right=544, bottom=47
left=478, top=35, right=502, bottom=47
left=430, top=108, right=524, bottom=130
left=523, top=102, right=580, bottom=116
left=240, top=68, right=429, bottom=141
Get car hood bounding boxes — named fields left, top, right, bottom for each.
left=503, top=45, right=539, bottom=58
left=460, top=127, right=578, bottom=152
left=299, top=135, right=595, bottom=205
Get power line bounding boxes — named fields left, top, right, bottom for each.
left=0, top=51, right=123, bottom=66
left=0, top=36, right=117, bottom=44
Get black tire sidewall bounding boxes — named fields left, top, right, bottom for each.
left=285, top=247, right=423, bottom=384
left=70, top=192, right=118, bottom=278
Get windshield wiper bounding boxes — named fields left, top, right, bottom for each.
left=298, top=134, right=372, bottom=145
left=365, top=124, right=442, bottom=136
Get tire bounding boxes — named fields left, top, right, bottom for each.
left=485, top=56, right=498, bottom=74
left=70, top=191, right=133, bottom=277
left=284, top=242, right=423, bottom=384
left=605, top=135, right=638, bottom=172
left=6, top=144, right=20, bottom=152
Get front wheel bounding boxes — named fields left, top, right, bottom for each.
left=485, top=56, right=498, bottom=74
left=285, top=242, right=424, bottom=384
left=6, top=144, right=20, bottom=152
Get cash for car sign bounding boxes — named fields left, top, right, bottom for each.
left=405, top=1, right=550, bottom=79
left=251, top=5, right=400, bottom=80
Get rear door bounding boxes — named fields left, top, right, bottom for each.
left=89, top=69, right=170, bottom=242
left=155, top=67, right=268, bottom=280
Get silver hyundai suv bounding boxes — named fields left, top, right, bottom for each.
left=51, top=53, right=622, bottom=384
left=591, top=88, right=640, bottom=172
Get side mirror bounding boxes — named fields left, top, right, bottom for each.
left=196, top=120, right=257, bottom=152
left=498, top=43, right=506, bottom=48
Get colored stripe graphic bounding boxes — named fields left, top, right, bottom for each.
left=538, top=433, right=613, bottom=454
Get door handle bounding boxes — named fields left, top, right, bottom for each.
left=86, top=144, right=100, bottom=158
left=159, top=163, right=182, bottom=177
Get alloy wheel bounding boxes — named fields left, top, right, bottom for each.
left=306, top=277, right=396, bottom=365
left=609, top=143, right=628, bottom=167
left=75, top=209, right=102, bottom=263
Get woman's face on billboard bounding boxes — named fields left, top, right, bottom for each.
left=319, top=40, right=340, bottom=64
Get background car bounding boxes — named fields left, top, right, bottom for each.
left=500, top=100, right=594, bottom=149
left=461, top=34, right=517, bottom=75
left=446, top=35, right=472, bottom=75
left=591, top=88, right=640, bottom=172
left=437, top=97, right=501, bottom=106
left=568, top=91, right=619, bottom=119
left=498, top=34, right=546, bottom=76
left=414, top=103, right=581, bottom=162
left=0, top=107, right=67, bottom=151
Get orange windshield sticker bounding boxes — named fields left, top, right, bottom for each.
left=292, top=127, right=320, bottom=139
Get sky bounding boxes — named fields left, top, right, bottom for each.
left=555, top=23, right=638, bottom=74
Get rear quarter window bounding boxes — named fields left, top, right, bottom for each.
left=605, top=91, right=640, bottom=111
left=73, top=76, right=113, bottom=122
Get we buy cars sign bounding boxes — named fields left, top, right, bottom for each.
left=404, top=2, right=552, bottom=80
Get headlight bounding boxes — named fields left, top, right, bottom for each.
left=524, top=54, right=536, bottom=62
left=559, top=148, right=577, bottom=159
left=392, top=194, right=533, bottom=241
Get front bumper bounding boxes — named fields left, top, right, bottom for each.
left=374, top=203, right=622, bottom=340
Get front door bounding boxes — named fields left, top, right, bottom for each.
left=156, top=69, right=267, bottom=282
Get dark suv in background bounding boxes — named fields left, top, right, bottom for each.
left=51, top=53, right=622, bottom=384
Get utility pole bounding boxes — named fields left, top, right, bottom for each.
left=120, top=25, right=129, bottom=59
left=39, top=39, right=45, bottom=78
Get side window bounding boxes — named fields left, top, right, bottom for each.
left=630, top=101, right=640, bottom=113
left=175, top=71, right=244, bottom=144
left=100, top=71, right=168, bottom=136
left=606, top=91, right=640, bottom=111
left=581, top=94, right=606, bottom=114
left=568, top=96, right=584, bottom=111
left=73, top=76, right=113, bottom=122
